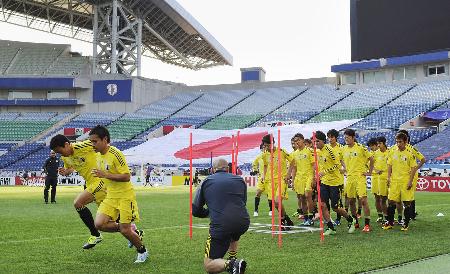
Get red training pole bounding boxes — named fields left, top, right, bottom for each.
left=270, top=134, right=275, bottom=237
left=235, top=131, right=240, bottom=174
left=312, top=132, right=324, bottom=242
left=231, top=135, right=235, bottom=174
left=189, top=132, right=193, bottom=239
left=277, top=129, right=282, bottom=247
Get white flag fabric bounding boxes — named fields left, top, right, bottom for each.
left=124, top=119, right=360, bottom=166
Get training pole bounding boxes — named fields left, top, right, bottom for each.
left=277, top=129, right=282, bottom=247
left=235, top=131, right=240, bottom=174
left=270, top=134, right=275, bottom=237
left=231, top=135, right=235, bottom=174
left=189, top=132, right=193, bottom=239
left=312, top=132, right=324, bottom=242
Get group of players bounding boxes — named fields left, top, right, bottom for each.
left=252, top=128, right=425, bottom=234
left=49, top=125, right=148, bottom=263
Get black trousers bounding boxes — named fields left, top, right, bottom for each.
left=44, top=177, right=58, bottom=202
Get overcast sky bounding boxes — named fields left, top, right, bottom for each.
left=0, top=0, right=350, bottom=86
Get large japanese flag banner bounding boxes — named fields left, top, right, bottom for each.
left=124, top=119, right=360, bottom=165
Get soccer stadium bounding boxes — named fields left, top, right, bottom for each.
left=1, top=0, right=450, bottom=273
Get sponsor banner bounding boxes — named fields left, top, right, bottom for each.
left=243, top=176, right=257, bottom=187
left=131, top=175, right=172, bottom=186
left=58, top=175, right=85, bottom=186
left=63, top=128, right=91, bottom=136
left=416, top=176, right=450, bottom=192
left=0, top=177, right=15, bottom=186
left=15, top=176, right=46, bottom=186
left=93, top=80, right=132, bottom=102
left=264, top=121, right=298, bottom=127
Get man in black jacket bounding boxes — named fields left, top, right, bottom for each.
left=43, top=150, right=60, bottom=204
left=193, top=158, right=249, bottom=274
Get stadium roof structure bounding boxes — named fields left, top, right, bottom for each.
left=0, top=0, right=233, bottom=75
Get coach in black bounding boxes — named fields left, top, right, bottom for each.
left=43, top=150, right=60, bottom=204
left=193, top=158, right=249, bottom=274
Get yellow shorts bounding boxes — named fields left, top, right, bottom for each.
left=294, top=176, right=313, bottom=195
left=256, top=178, right=267, bottom=193
left=388, top=180, right=414, bottom=202
left=372, top=175, right=388, bottom=197
left=86, top=180, right=107, bottom=206
left=97, top=197, right=140, bottom=223
left=345, top=175, right=367, bottom=199
left=266, top=178, right=288, bottom=200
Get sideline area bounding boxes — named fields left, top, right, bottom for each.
left=363, top=253, right=450, bottom=274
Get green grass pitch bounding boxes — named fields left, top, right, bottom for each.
left=0, top=186, right=449, bottom=274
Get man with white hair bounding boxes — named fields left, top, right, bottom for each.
left=193, top=158, right=249, bottom=274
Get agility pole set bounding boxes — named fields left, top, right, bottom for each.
left=188, top=130, right=326, bottom=244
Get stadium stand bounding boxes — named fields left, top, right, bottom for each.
left=202, top=86, right=305, bottom=130
left=416, top=127, right=450, bottom=164
left=307, top=83, right=414, bottom=123
left=0, top=143, right=45, bottom=169
left=109, top=92, right=203, bottom=140
left=161, top=89, right=252, bottom=128
left=8, top=46, right=66, bottom=75
left=256, top=84, right=351, bottom=125
left=46, top=56, right=89, bottom=76
left=353, top=80, right=450, bottom=129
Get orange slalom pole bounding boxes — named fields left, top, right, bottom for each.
left=235, top=131, right=240, bottom=174
left=312, top=132, right=324, bottom=242
left=231, top=135, right=235, bottom=174
left=277, top=129, right=282, bottom=247
left=270, top=134, right=275, bottom=237
left=189, top=132, right=193, bottom=239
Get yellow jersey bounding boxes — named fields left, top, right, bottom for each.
left=291, top=147, right=314, bottom=180
left=262, top=147, right=292, bottom=182
left=373, top=149, right=389, bottom=175
left=329, top=143, right=344, bottom=181
left=342, top=143, right=371, bottom=177
left=61, top=140, right=101, bottom=187
left=96, top=145, right=135, bottom=199
left=252, top=153, right=265, bottom=174
left=317, top=144, right=341, bottom=186
left=388, top=147, right=417, bottom=183
left=389, top=144, right=425, bottom=162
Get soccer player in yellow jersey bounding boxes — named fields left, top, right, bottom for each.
left=50, top=134, right=106, bottom=249
left=327, top=129, right=345, bottom=225
left=290, top=133, right=315, bottom=226
left=383, top=132, right=418, bottom=231
left=367, top=137, right=383, bottom=223
left=397, top=129, right=426, bottom=219
left=288, top=135, right=305, bottom=219
left=373, top=136, right=389, bottom=223
left=89, top=125, right=148, bottom=263
left=252, top=144, right=272, bottom=217
left=261, top=134, right=294, bottom=230
left=341, top=129, right=374, bottom=232
left=315, top=131, right=356, bottom=235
